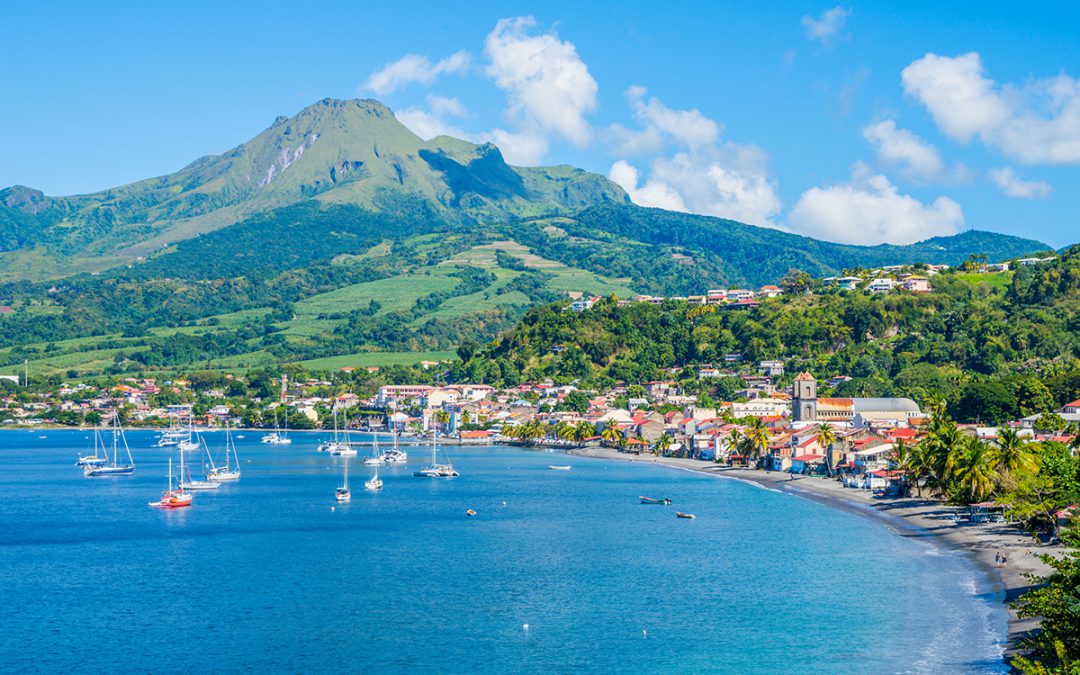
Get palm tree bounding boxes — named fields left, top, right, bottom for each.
left=572, top=421, right=595, bottom=447
left=993, top=426, right=1038, bottom=480
left=501, top=423, right=519, bottom=441
left=725, top=428, right=744, bottom=464
left=433, top=410, right=450, bottom=434
left=953, top=436, right=999, bottom=503
left=601, top=424, right=624, bottom=449
left=815, top=422, right=836, bottom=455
left=555, top=420, right=575, bottom=443
left=654, top=433, right=673, bottom=457
left=743, top=417, right=773, bottom=464
left=891, top=439, right=918, bottom=497
left=460, top=410, right=472, bottom=426
left=521, top=419, right=544, bottom=444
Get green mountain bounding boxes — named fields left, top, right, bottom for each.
left=0, top=97, right=1056, bottom=377
left=0, top=98, right=626, bottom=273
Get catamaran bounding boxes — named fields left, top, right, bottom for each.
left=83, top=417, right=135, bottom=476
left=206, top=426, right=241, bottom=482
left=155, top=420, right=188, bottom=448
left=335, top=456, right=351, bottom=501
left=178, top=436, right=220, bottom=491
left=413, top=428, right=459, bottom=478
left=382, top=429, right=407, bottom=464
left=328, top=412, right=356, bottom=456
left=148, top=457, right=192, bottom=509
left=261, top=409, right=292, bottom=445
left=319, top=405, right=350, bottom=454
left=76, top=428, right=109, bottom=467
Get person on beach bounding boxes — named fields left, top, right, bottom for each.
left=995, top=552, right=1001, bottom=567
left=1001, top=553, right=1007, bottom=568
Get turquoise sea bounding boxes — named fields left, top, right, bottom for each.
left=0, top=430, right=1006, bottom=673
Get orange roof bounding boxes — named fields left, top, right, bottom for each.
left=459, top=430, right=492, bottom=438
left=794, top=372, right=815, bottom=381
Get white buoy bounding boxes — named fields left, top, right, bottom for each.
left=331, top=506, right=335, bottom=512
left=523, top=623, right=529, bottom=632
left=643, top=629, right=647, bottom=638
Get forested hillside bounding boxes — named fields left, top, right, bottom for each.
left=451, top=246, right=1080, bottom=423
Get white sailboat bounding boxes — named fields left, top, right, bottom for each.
left=178, top=435, right=220, bottom=491
left=206, top=426, right=241, bottom=482
left=148, top=457, right=192, bottom=509
left=363, top=433, right=383, bottom=466
left=83, top=416, right=135, bottom=476
left=336, top=456, right=351, bottom=501
left=413, top=427, right=459, bottom=478
left=155, top=419, right=188, bottom=447
left=178, top=416, right=199, bottom=453
left=328, top=407, right=356, bottom=456
left=76, top=427, right=109, bottom=467
left=364, top=435, right=383, bottom=490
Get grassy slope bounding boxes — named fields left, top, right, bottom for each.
left=6, top=238, right=638, bottom=375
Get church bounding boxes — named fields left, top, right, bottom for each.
left=792, top=372, right=922, bottom=426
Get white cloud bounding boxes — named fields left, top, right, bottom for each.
left=988, top=167, right=1052, bottom=199
left=789, top=163, right=964, bottom=245
left=862, top=120, right=944, bottom=180
left=606, top=86, right=720, bottom=155
left=364, top=51, right=471, bottom=96
left=610, top=144, right=782, bottom=227
left=605, top=89, right=780, bottom=226
left=426, top=95, right=468, bottom=118
left=902, top=52, right=1080, bottom=164
left=484, top=16, right=598, bottom=148
left=488, top=129, right=549, bottom=165
left=802, top=6, right=850, bottom=42
left=395, top=107, right=473, bottom=142
left=609, top=160, right=687, bottom=212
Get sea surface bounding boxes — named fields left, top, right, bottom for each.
left=0, top=429, right=1006, bottom=673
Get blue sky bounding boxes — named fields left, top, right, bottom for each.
left=2, top=1, right=1078, bottom=248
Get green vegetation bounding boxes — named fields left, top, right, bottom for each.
left=452, top=246, right=1080, bottom=421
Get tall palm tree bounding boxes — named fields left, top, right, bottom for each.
left=815, top=422, right=837, bottom=454
left=953, top=436, right=999, bottom=503
left=654, top=433, right=673, bottom=457
left=572, top=421, right=595, bottom=446
left=502, top=423, right=519, bottom=441
left=726, top=428, right=744, bottom=464
left=743, top=416, right=773, bottom=463
left=993, top=426, right=1038, bottom=480
left=433, top=410, right=450, bottom=434
left=522, top=419, right=544, bottom=444
left=601, top=424, right=624, bottom=449
left=555, top=420, right=575, bottom=443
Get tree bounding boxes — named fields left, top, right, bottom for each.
left=571, top=421, right=595, bottom=446
left=601, top=424, right=624, bottom=448
left=814, top=423, right=836, bottom=452
left=555, top=390, right=591, bottom=414
left=555, top=420, right=575, bottom=442
left=1035, top=413, right=1068, bottom=434
left=952, top=436, right=998, bottom=503
left=993, top=426, right=1038, bottom=481
left=654, top=433, right=673, bottom=457
left=743, top=417, right=773, bottom=462
left=1011, top=531, right=1080, bottom=674
left=433, top=410, right=451, bottom=434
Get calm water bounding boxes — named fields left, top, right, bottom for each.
left=0, top=430, right=1005, bottom=673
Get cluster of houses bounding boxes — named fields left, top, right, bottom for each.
left=373, top=372, right=1078, bottom=493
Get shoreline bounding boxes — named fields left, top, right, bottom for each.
left=567, top=445, right=1058, bottom=662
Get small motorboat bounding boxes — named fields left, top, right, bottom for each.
left=466, top=509, right=477, bottom=517
left=548, top=465, right=572, bottom=471
left=640, top=496, right=672, bottom=505
left=676, top=512, right=696, bottom=519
